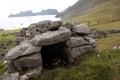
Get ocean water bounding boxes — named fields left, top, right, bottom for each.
left=0, top=15, right=61, bottom=30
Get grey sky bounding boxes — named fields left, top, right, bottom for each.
left=0, top=0, right=78, bottom=17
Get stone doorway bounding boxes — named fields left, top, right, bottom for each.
left=41, top=42, right=68, bottom=69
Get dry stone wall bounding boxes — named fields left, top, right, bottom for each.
left=0, top=20, right=99, bottom=80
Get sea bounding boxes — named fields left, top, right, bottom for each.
left=0, top=15, right=61, bottom=30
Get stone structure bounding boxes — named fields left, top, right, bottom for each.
left=91, top=29, right=120, bottom=39
left=0, top=20, right=98, bottom=80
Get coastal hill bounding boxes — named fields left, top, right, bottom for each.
left=8, top=9, right=58, bottom=17
left=61, top=0, right=120, bottom=23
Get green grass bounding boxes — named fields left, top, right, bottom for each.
left=0, top=29, right=20, bottom=35
left=97, top=33, right=120, bottom=52
left=0, top=29, right=20, bottom=44
left=0, top=61, right=6, bottom=75
left=0, top=29, right=20, bottom=54
left=90, top=21, right=120, bottom=30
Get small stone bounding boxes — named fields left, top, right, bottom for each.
left=20, top=75, right=29, bottom=80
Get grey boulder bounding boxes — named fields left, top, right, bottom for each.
left=6, top=40, right=41, bottom=60
left=27, top=20, right=63, bottom=37
left=0, top=72, right=20, bottom=80
left=66, top=36, right=96, bottom=48
left=72, top=24, right=91, bottom=34
left=30, top=27, right=71, bottom=46
left=65, top=45, right=97, bottom=62
left=13, top=53, right=42, bottom=71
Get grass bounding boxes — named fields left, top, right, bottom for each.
left=97, top=33, right=120, bottom=52
left=0, top=29, right=20, bottom=35
left=0, top=61, right=6, bottom=75
left=0, top=29, right=20, bottom=44
left=90, top=21, right=120, bottom=30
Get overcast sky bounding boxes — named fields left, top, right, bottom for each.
left=0, top=0, right=78, bottom=17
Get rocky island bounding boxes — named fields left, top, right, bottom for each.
left=8, top=9, right=58, bottom=17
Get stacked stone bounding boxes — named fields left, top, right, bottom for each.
left=0, top=20, right=98, bottom=80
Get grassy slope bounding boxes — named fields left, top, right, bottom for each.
left=0, top=29, right=20, bottom=54
left=64, top=0, right=120, bottom=28
left=90, top=21, right=120, bottom=30
left=0, top=29, right=20, bottom=44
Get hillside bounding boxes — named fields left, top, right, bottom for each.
left=62, top=0, right=109, bottom=17
left=62, top=0, right=120, bottom=24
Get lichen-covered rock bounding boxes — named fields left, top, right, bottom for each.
left=0, top=73, right=20, bottom=80
left=64, top=45, right=97, bottom=62
left=13, top=53, right=42, bottom=71
left=27, top=20, right=63, bottom=37
left=66, top=36, right=96, bottom=48
left=30, top=27, right=71, bottom=46
left=72, top=24, right=91, bottom=35
left=6, top=40, right=41, bottom=60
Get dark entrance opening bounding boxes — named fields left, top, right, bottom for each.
left=41, top=42, right=68, bottom=69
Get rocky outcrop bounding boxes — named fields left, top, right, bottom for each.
left=91, top=29, right=120, bottom=39
left=0, top=20, right=98, bottom=80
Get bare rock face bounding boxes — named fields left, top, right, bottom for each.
left=30, top=27, right=71, bottom=46
left=1, top=20, right=99, bottom=80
